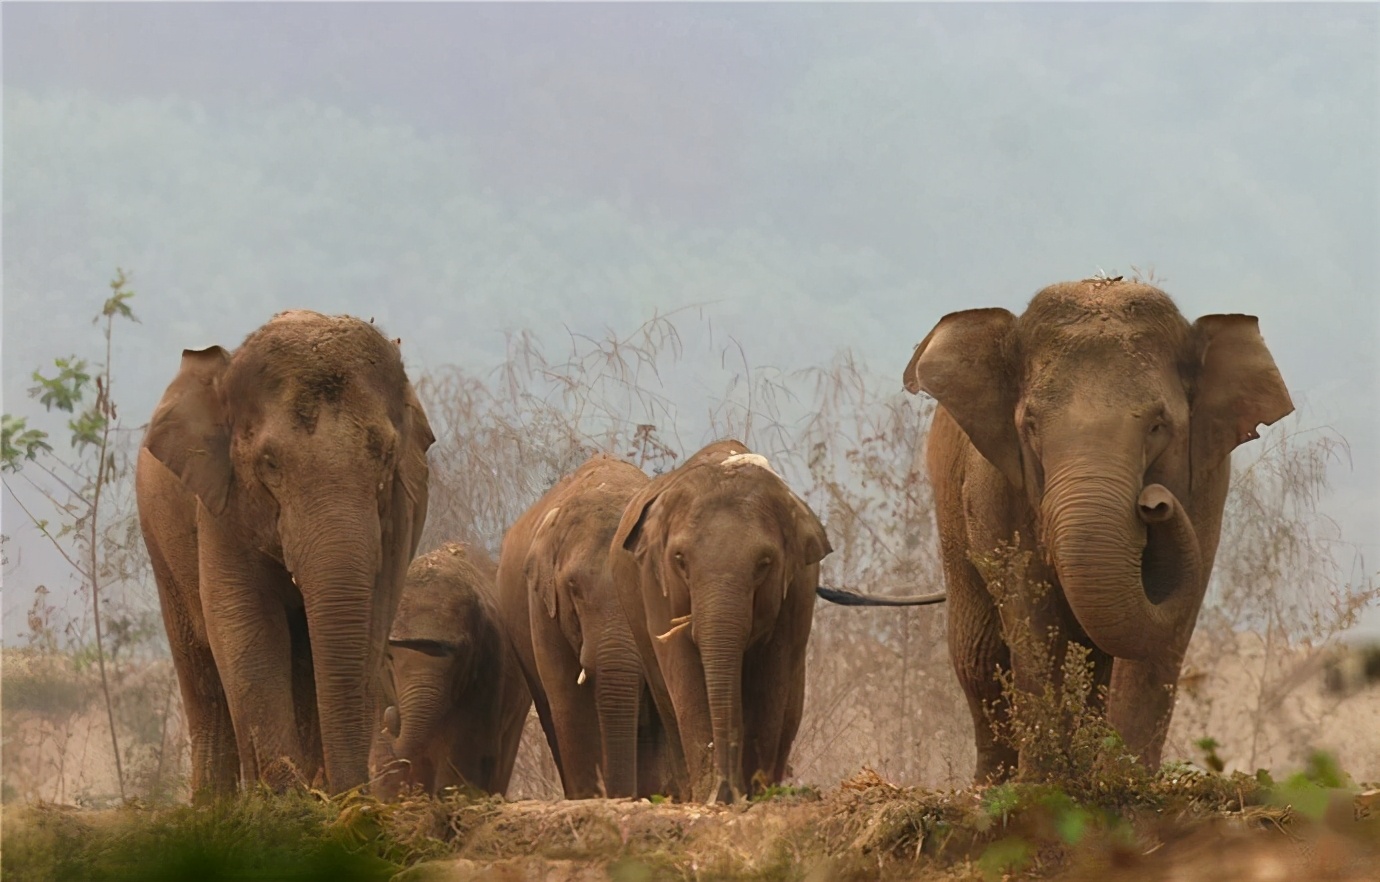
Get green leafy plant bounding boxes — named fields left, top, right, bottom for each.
left=2, top=269, right=142, bottom=802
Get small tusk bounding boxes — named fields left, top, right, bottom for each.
left=655, top=620, right=691, bottom=643
left=577, top=668, right=587, bottom=686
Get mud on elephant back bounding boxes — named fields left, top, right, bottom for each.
left=820, top=277, right=1293, bottom=783
left=611, top=440, right=833, bottom=804
left=135, top=310, right=434, bottom=801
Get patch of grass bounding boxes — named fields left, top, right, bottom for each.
left=750, top=781, right=820, bottom=803
left=0, top=789, right=442, bottom=882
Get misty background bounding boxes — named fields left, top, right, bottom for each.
left=4, top=2, right=1378, bottom=645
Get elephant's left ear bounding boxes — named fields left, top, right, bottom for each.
left=791, top=496, right=833, bottom=568
left=1189, top=314, right=1294, bottom=485
left=399, top=382, right=434, bottom=535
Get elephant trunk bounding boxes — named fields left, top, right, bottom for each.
left=1041, top=446, right=1203, bottom=661
left=293, top=507, right=385, bottom=793
left=594, top=635, right=643, bottom=798
left=696, top=589, right=750, bottom=803
left=392, top=679, right=446, bottom=790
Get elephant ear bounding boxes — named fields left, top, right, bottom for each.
left=399, top=382, right=434, bottom=538
left=783, top=493, right=832, bottom=601
left=525, top=507, right=562, bottom=619
left=400, top=383, right=430, bottom=507
left=614, top=472, right=687, bottom=600
left=790, top=495, right=832, bottom=568
left=1189, top=314, right=1294, bottom=487
left=143, top=346, right=234, bottom=515
left=903, top=307, right=1023, bottom=489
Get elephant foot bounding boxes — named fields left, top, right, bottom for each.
left=262, top=756, right=311, bottom=794
left=708, top=777, right=739, bottom=805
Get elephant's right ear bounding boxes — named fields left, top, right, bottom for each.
left=143, top=346, right=234, bottom=515
left=903, top=307, right=1023, bottom=489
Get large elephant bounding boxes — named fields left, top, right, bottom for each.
left=611, top=440, right=833, bottom=803
left=495, top=453, right=672, bottom=799
left=135, top=310, right=433, bottom=800
left=372, top=542, right=530, bottom=798
left=835, top=278, right=1292, bottom=781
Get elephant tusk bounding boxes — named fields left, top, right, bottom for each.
left=577, top=668, right=587, bottom=686
left=655, top=616, right=691, bottom=643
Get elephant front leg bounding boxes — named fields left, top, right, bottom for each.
left=1107, top=654, right=1184, bottom=770
left=543, top=677, right=605, bottom=798
left=740, top=638, right=795, bottom=794
left=198, top=516, right=306, bottom=789
left=655, top=636, right=715, bottom=801
left=143, top=517, right=240, bottom=801
left=947, top=560, right=1017, bottom=783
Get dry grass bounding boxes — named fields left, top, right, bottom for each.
left=5, top=768, right=1378, bottom=882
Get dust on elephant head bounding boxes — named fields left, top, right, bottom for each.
left=138, top=310, right=434, bottom=797
left=376, top=542, right=528, bottom=799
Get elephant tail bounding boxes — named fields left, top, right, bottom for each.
left=814, top=585, right=948, bottom=607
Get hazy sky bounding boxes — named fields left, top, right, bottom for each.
left=4, top=2, right=1378, bottom=642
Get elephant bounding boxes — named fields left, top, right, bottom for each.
left=135, top=310, right=434, bottom=800
left=371, top=541, right=530, bottom=799
left=495, top=453, right=673, bottom=799
left=830, top=278, right=1293, bottom=781
left=611, top=439, right=833, bottom=803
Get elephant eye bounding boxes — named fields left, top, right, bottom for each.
left=673, top=552, right=688, bottom=575
left=258, top=450, right=283, bottom=484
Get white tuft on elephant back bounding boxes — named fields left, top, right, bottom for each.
left=719, top=452, right=778, bottom=476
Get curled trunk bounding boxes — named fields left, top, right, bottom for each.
left=1041, top=459, right=1203, bottom=661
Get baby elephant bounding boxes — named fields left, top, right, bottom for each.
left=373, top=542, right=531, bottom=798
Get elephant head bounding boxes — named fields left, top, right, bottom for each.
left=903, top=279, right=1292, bottom=660
left=143, top=310, right=433, bottom=792
left=379, top=543, right=505, bottom=797
left=615, top=441, right=832, bottom=802
left=524, top=455, right=650, bottom=797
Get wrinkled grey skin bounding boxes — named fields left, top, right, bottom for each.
left=371, top=542, right=530, bottom=798
left=495, top=454, right=674, bottom=799
left=136, top=310, right=433, bottom=800
left=896, top=279, right=1292, bottom=782
left=612, top=440, right=832, bottom=804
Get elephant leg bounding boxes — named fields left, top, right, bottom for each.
left=287, top=608, right=324, bottom=787
left=197, top=513, right=305, bottom=789
left=491, top=668, right=532, bottom=796
left=655, top=637, right=714, bottom=802
left=635, top=689, right=674, bottom=799
left=538, top=647, right=604, bottom=798
left=948, top=558, right=1016, bottom=783
left=140, top=501, right=239, bottom=801
left=740, top=640, right=790, bottom=794
left=1107, top=653, right=1184, bottom=769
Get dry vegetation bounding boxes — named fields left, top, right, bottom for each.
left=3, top=292, right=1379, bottom=879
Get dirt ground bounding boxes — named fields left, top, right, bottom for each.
left=4, top=776, right=1378, bottom=882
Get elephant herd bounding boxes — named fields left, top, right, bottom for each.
left=135, top=277, right=1293, bottom=805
